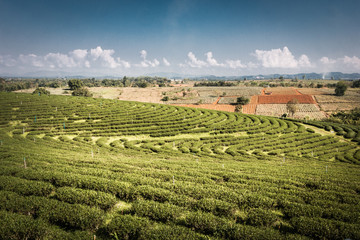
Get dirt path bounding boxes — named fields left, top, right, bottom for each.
left=213, top=96, right=222, bottom=105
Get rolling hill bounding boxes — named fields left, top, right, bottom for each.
left=0, top=92, right=359, bottom=239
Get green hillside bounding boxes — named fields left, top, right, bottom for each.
left=0, top=92, right=359, bottom=239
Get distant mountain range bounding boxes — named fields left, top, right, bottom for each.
left=189, top=72, right=360, bottom=81
left=2, top=72, right=360, bottom=80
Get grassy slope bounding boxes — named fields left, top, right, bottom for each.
left=0, top=92, right=359, bottom=239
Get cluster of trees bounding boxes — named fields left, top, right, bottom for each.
left=0, top=76, right=172, bottom=92
left=99, top=76, right=171, bottom=88
left=32, top=87, right=50, bottom=96
left=194, top=81, right=237, bottom=87
left=68, top=80, right=92, bottom=97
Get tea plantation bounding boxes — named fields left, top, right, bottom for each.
left=0, top=92, right=359, bottom=239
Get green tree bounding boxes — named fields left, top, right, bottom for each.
left=286, top=98, right=299, bottom=116
left=161, top=96, right=169, bottom=102
left=335, top=81, right=347, bottom=96
left=68, top=79, right=83, bottom=90
left=351, top=79, right=360, bottom=88
left=236, top=96, right=249, bottom=105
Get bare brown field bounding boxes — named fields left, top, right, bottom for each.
left=257, top=95, right=316, bottom=104
left=262, top=87, right=299, bottom=95
left=174, top=104, right=236, bottom=112
left=320, top=103, right=360, bottom=112
left=297, top=88, right=334, bottom=95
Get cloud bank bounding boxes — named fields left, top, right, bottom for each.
left=1, top=46, right=360, bottom=76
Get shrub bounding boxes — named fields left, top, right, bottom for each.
left=32, top=87, right=50, bottom=96
left=72, top=87, right=93, bottom=97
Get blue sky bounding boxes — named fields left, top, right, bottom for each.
left=0, top=0, right=359, bottom=76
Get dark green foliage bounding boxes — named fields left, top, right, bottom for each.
left=0, top=176, right=55, bottom=196
left=335, top=81, right=348, bottom=96
left=351, top=79, right=360, bottom=88
left=194, top=81, right=236, bottom=87
left=68, top=79, right=83, bottom=90
left=246, top=208, right=279, bottom=227
left=0, top=191, right=104, bottom=231
left=32, top=87, right=50, bottom=96
left=72, top=87, right=93, bottom=97
left=161, top=96, right=169, bottom=101
left=0, top=210, right=49, bottom=240
left=291, top=216, right=360, bottom=240
left=236, top=96, right=250, bottom=105
left=55, top=187, right=117, bottom=210
left=102, top=214, right=150, bottom=239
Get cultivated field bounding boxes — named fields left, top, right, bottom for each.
left=16, top=84, right=360, bottom=117
left=256, top=104, right=326, bottom=119
left=0, top=92, right=359, bottom=239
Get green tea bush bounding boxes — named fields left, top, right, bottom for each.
left=291, top=216, right=360, bottom=240
left=101, top=214, right=150, bottom=239
left=0, top=176, right=55, bottom=196
left=55, top=186, right=117, bottom=210
left=246, top=208, right=279, bottom=227
left=131, top=200, right=183, bottom=222
left=193, top=198, right=236, bottom=217
left=0, top=210, right=49, bottom=240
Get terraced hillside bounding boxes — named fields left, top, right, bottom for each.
left=0, top=92, right=359, bottom=239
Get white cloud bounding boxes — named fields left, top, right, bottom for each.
left=90, top=46, right=122, bottom=68
left=343, top=56, right=360, bottom=69
left=225, top=60, right=246, bottom=69
left=44, top=52, right=76, bottom=68
left=163, top=58, right=170, bottom=66
left=184, top=51, right=247, bottom=69
left=19, top=54, right=44, bottom=67
left=206, top=52, right=224, bottom=67
left=320, top=56, right=336, bottom=65
left=137, top=49, right=160, bottom=68
left=253, top=46, right=312, bottom=69
left=186, top=52, right=207, bottom=68
left=140, top=50, right=147, bottom=59
left=71, top=49, right=88, bottom=59
left=298, top=54, right=311, bottom=67
left=320, top=55, right=360, bottom=72
left=254, top=47, right=298, bottom=68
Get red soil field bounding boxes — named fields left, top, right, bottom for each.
left=258, top=95, right=316, bottom=104
left=242, top=104, right=257, bottom=114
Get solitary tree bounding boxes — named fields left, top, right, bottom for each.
left=287, top=98, right=299, bottom=117
left=335, top=81, right=347, bottom=96
left=236, top=96, right=249, bottom=105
